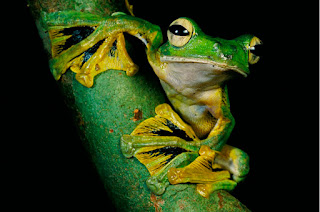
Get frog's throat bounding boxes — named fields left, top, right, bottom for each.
left=160, top=55, right=247, bottom=77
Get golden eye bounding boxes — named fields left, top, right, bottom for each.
left=167, top=18, right=193, bottom=47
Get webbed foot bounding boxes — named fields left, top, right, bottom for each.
left=142, top=151, right=198, bottom=195
left=167, top=145, right=237, bottom=197
left=167, top=146, right=230, bottom=185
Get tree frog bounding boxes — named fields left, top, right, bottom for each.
left=122, top=17, right=261, bottom=196
left=45, top=12, right=261, bottom=197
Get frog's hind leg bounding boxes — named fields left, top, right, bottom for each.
left=167, top=145, right=237, bottom=197
left=214, top=144, right=250, bottom=182
left=144, top=151, right=198, bottom=195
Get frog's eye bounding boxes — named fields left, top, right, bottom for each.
left=167, top=18, right=193, bottom=47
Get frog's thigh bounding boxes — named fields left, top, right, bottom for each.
left=214, top=145, right=249, bottom=182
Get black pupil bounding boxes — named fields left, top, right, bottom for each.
left=169, top=25, right=189, bottom=36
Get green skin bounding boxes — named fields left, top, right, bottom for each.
left=44, top=12, right=258, bottom=196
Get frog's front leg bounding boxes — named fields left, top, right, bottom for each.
left=201, top=101, right=235, bottom=151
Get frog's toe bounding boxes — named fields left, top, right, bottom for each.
left=146, top=176, right=169, bottom=195
left=196, top=180, right=237, bottom=198
left=120, top=135, right=136, bottom=158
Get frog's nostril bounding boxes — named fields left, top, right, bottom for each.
left=212, top=42, right=221, bottom=51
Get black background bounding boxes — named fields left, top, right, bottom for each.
left=6, top=1, right=318, bottom=211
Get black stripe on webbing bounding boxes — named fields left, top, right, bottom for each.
left=58, top=26, right=95, bottom=52
left=81, top=39, right=105, bottom=66
left=151, top=119, right=194, bottom=141
left=140, top=146, right=188, bottom=164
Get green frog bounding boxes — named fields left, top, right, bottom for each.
left=44, top=12, right=261, bottom=197
left=122, top=17, right=261, bottom=196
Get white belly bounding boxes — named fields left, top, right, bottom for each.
left=162, top=62, right=231, bottom=99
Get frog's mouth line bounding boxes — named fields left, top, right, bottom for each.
left=160, top=56, right=248, bottom=77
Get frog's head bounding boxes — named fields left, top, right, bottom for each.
left=157, top=17, right=261, bottom=80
